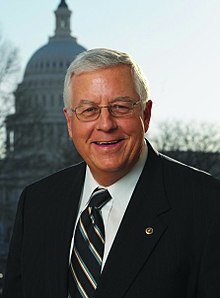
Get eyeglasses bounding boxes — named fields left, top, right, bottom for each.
left=69, top=99, right=141, bottom=122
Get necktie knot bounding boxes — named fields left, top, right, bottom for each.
left=89, top=188, right=111, bottom=210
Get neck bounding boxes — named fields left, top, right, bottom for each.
left=90, top=151, right=146, bottom=187
left=92, top=171, right=127, bottom=187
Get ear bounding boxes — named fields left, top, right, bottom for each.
left=143, top=100, right=152, bottom=133
left=63, top=108, right=73, bottom=139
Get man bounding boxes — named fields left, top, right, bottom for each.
left=3, top=48, right=220, bottom=297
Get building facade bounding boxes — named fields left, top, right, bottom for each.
left=0, top=0, right=86, bottom=283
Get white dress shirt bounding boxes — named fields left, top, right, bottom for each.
left=70, top=142, right=148, bottom=269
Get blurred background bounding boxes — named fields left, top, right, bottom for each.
left=0, top=0, right=220, bottom=294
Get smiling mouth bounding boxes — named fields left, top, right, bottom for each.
left=93, top=139, right=123, bottom=145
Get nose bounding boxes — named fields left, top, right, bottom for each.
left=96, top=106, right=117, bottom=131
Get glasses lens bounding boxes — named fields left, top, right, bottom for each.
left=76, top=103, right=99, bottom=121
left=110, top=100, right=134, bottom=117
left=74, top=100, right=139, bottom=121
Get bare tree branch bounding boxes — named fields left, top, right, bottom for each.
left=0, top=32, right=20, bottom=157
left=149, top=120, right=220, bottom=178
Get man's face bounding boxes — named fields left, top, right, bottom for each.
left=64, top=65, right=152, bottom=186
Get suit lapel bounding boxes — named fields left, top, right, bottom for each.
left=95, top=143, right=171, bottom=297
left=45, top=162, right=86, bottom=296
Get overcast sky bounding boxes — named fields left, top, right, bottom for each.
left=1, top=0, right=220, bottom=131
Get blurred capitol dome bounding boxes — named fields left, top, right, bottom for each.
left=24, top=0, right=85, bottom=82
left=4, top=0, right=86, bottom=188
left=0, top=0, right=86, bottom=280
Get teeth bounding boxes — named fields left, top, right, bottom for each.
left=96, top=140, right=119, bottom=145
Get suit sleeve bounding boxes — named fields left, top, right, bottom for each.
left=197, top=181, right=220, bottom=297
left=2, top=189, right=26, bottom=297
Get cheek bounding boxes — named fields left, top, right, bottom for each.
left=121, top=118, right=146, bottom=149
left=71, top=121, right=92, bottom=145
left=127, top=116, right=146, bottom=134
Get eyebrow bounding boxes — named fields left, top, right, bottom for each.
left=78, top=99, right=94, bottom=105
left=112, top=96, right=134, bottom=102
left=78, top=96, right=134, bottom=105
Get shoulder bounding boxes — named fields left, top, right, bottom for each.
left=15, top=162, right=86, bottom=215
left=147, top=140, right=219, bottom=186
left=158, top=152, right=220, bottom=213
left=23, top=161, right=86, bottom=196
left=160, top=152, right=219, bottom=186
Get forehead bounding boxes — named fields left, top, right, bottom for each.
left=70, top=65, right=138, bottom=102
left=71, top=64, right=134, bottom=86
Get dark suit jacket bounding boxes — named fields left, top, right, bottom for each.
left=3, top=143, right=220, bottom=297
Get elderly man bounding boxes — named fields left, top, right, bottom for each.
left=3, top=48, right=220, bottom=297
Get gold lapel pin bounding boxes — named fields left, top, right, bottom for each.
left=145, top=227, right=154, bottom=235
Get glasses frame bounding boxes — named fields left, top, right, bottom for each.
left=69, top=99, right=142, bottom=122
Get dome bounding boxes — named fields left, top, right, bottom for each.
left=13, top=30, right=84, bottom=161
left=24, top=38, right=86, bottom=78
left=8, top=0, right=87, bottom=162
left=23, top=0, right=86, bottom=79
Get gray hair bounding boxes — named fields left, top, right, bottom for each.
left=63, top=48, right=150, bottom=109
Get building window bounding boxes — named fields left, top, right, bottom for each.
left=9, top=131, right=14, bottom=152
left=42, top=95, right=46, bottom=107
left=60, top=19, right=66, bottom=28
left=59, top=95, right=63, bottom=107
left=50, top=95, right=54, bottom=107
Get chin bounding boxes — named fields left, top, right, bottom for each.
left=96, top=161, right=131, bottom=175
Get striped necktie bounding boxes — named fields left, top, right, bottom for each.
left=68, top=188, right=111, bottom=298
